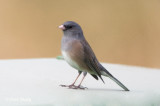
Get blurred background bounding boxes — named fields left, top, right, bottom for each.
left=0, top=0, right=160, bottom=68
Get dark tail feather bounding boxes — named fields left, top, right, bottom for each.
left=101, top=68, right=129, bottom=91
left=100, top=76, right=105, bottom=84
left=91, top=74, right=99, bottom=80
left=109, top=76, right=129, bottom=91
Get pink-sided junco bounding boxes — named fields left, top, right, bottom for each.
left=59, top=21, right=129, bottom=91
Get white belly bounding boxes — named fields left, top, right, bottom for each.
left=62, top=51, right=81, bottom=70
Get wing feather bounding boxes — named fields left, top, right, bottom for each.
left=81, top=40, right=105, bottom=83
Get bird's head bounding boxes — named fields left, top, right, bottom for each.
left=59, top=21, right=83, bottom=36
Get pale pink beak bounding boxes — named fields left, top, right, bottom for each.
left=58, top=25, right=65, bottom=30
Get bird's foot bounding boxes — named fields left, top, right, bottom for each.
left=60, top=84, right=76, bottom=89
left=60, top=84, right=87, bottom=90
left=72, top=85, right=88, bottom=90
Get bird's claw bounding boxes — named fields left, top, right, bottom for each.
left=60, top=84, right=88, bottom=90
left=60, top=84, right=68, bottom=87
left=60, top=84, right=76, bottom=88
left=72, top=85, right=88, bottom=90
left=68, top=85, right=77, bottom=89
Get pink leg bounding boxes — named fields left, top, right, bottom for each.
left=60, top=72, right=81, bottom=88
left=73, top=72, right=88, bottom=89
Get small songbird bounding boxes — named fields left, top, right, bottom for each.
left=59, top=21, right=129, bottom=91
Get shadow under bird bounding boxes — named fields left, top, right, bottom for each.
left=59, top=21, right=129, bottom=91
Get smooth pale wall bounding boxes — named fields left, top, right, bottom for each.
left=0, top=0, right=160, bottom=68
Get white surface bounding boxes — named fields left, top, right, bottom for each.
left=0, top=58, right=160, bottom=106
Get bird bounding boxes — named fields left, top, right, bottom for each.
left=58, top=21, right=129, bottom=91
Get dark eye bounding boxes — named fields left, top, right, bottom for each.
left=68, top=26, right=72, bottom=28
left=66, top=25, right=73, bottom=29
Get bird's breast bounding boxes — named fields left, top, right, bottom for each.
left=62, top=51, right=81, bottom=70
left=61, top=37, right=88, bottom=71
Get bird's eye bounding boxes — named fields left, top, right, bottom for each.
left=69, top=26, right=72, bottom=28
left=66, top=25, right=73, bottom=29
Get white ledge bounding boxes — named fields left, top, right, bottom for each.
left=0, top=58, right=160, bottom=106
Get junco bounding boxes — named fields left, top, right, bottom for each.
left=59, top=21, right=129, bottom=91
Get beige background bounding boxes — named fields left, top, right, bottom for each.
left=0, top=0, right=160, bottom=68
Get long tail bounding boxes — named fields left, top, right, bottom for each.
left=109, top=76, right=129, bottom=91
left=101, top=68, right=129, bottom=91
